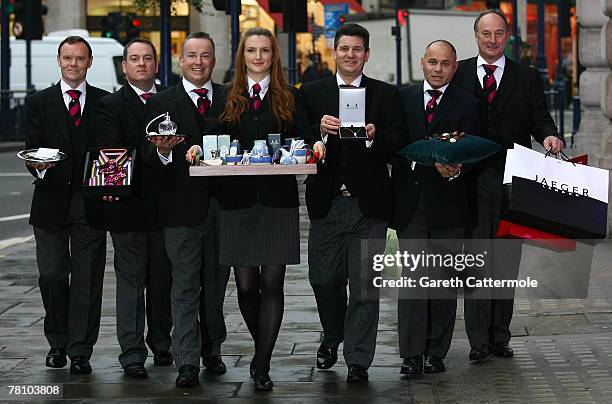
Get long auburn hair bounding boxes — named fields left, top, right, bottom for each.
left=220, top=27, right=294, bottom=129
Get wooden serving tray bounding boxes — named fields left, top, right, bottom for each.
left=189, top=164, right=317, bottom=176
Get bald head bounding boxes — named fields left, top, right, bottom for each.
left=424, top=40, right=457, bottom=59
left=421, top=40, right=458, bottom=89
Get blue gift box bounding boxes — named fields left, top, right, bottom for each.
left=250, top=156, right=273, bottom=164
left=224, top=155, right=242, bottom=165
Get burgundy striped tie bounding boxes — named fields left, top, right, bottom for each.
left=483, top=64, right=497, bottom=103
left=192, top=88, right=211, bottom=115
left=140, top=92, right=153, bottom=102
left=251, top=83, right=262, bottom=111
left=66, top=89, right=81, bottom=127
left=425, top=89, right=442, bottom=124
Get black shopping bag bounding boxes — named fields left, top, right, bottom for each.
left=502, top=176, right=608, bottom=239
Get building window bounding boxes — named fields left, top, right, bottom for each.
left=87, top=0, right=189, bottom=16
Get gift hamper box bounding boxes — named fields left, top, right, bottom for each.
left=82, top=148, right=137, bottom=197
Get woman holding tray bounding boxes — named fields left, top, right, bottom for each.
left=187, top=27, right=299, bottom=391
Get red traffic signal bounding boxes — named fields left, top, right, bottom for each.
left=339, top=15, right=345, bottom=24
left=131, top=19, right=140, bottom=28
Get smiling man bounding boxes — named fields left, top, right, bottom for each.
left=24, top=36, right=109, bottom=375
left=144, top=32, right=227, bottom=388
left=295, top=23, right=404, bottom=383
left=390, top=40, right=479, bottom=376
left=452, top=10, right=564, bottom=363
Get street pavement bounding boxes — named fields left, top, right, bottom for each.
left=1, top=158, right=612, bottom=402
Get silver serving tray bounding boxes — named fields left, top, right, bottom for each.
left=145, top=133, right=186, bottom=141
left=17, top=148, right=68, bottom=163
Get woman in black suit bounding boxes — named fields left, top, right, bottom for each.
left=200, top=27, right=298, bottom=391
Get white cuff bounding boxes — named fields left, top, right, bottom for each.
left=158, top=149, right=173, bottom=165
left=448, top=170, right=461, bottom=181
left=365, top=139, right=373, bottom=148
left=321, top=133, right=328, bottom=144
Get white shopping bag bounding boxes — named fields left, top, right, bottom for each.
left=503, top=143, right=609, bottom=204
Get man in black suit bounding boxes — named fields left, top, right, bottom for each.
left=391, top=40, right=479, bottom=376
left=145, top=32, right=227, bottom=388
left=95, top=38, right=173, bottom=378
left=25, top=36, right=108, bottom=375
left=452, top=10, right=563, bottom=361
left=295, top=23, right=404, bottom=383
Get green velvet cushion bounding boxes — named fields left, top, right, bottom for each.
left=397, top=135, right=502, bottom=166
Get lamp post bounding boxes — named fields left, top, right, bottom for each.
left=231, top=0, right=239, bottom=67
left=394, top=0, right=401, bottom=87
left=512, top=0, right=520, bottom=62
left=1, top=0, right=10, bottom=136
left=160, top=0, right=171, bottom=86
left=555, top=0, right=565, bottom=138
left=536, top=0, right=548, bottom=82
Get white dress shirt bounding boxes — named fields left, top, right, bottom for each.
left=60, top=79, right=86, bottom=114
left=248, top=75, right=270, bottom=99
left=129, top=82, right=157, bottom=104
left=157, top=78, right=214, bottom=164
left=423, top=81, right=448, bottom=110
left=336, top=73, right=362, bottom=87
left=476, top=55, right=505, bottom=89
left=182, top=77, right=214, bottom=108
left=37, top=80, right=87, bottom=179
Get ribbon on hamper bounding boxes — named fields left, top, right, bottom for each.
left=90, top=149, right=130, bottom=186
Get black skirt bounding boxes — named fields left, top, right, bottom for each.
left=219, top=202, right=300, bottom=267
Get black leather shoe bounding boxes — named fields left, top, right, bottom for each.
left=346, top=364, right=369, bottom=382
left=469, top=345, right=490, bottom=362
left=70, top=357, right=92, bottom=375
left=175, top=365, right=200, bottom=387
left=492, top=343, right=514, bottom=358
left=254, top=373, right=274, bottom=392
left=153, top=351, right=173, bottom=366
left=45, top=348, right=67, bottom=368
left=249, top=361, right=256, bottom=378
left=423, top=355, right=446, bottom=373
left=203, top=355, right=226, bottom=374
left=400, top=356, right=423, bottom=376
left=123, top=362, right=148, bottom=378
left=316, top=342, right=338, bottom=370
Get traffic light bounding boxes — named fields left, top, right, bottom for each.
left=212, top=0, right=241, bottom=15
left=125, top=13, right=141, bottom=43
left=485, top=0, right=501, bottom=9
left=268, top=0, right=307, bottom=32
left=268, top=0, right=281, bottom=13
left=338, top=15, right=346, bottom=25
left=101, top=11, right=121, bottom=40
left=12, top=0, right=44, bottom=40
left=558, top=0, right=571, bottom=37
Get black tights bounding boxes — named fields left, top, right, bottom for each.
left=234, top=265, right=286, bottom=374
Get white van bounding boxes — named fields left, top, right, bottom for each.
left=3, top=29, right=125, bottom=97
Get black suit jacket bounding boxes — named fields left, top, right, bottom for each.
left=295, top=75, right=405, bottom=220
left=215, top=86, right=299, bottom=210
left=143, top=82, right=225, bottom=226
left=453, top=57, right=558, bottom=163
left=25, top=82, right=109, bottom=229
left=95, top=83, right=165, bottom=232
left=390, top=83, right=480, bottom=231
